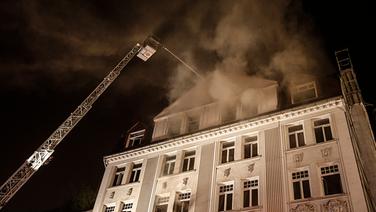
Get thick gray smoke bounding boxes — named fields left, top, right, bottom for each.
left=164, top=0, right=331, bottom=111
left=1, top=0, right=332, bottom=100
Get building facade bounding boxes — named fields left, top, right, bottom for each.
left=92, top=51, right=375, bottom=212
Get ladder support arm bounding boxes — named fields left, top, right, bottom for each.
left=0, top=43, right=144, bottom=209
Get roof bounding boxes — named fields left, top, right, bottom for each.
left=155, top=71, right=277, bottom=119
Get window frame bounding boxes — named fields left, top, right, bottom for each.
left=126, top=129, right=145, bottom=148
left=320, top=164, right=344, bottom=196
left=243, top=135, right=258, bottom=159
left=287, top=124, right=305, bottom=149
left=182, top=150, right=196, bottom=172
left=221, top=141, right=235, bottom=164
left=218, top=183, right=234, bottom=212
left=313, top=117, right=333, bottom=143
left=291, top=81, right=318, bottom=104
left=112, top=166, right=125, bottom=187
left=163, top=155, right=176, bottom=176
left=154, top=195, right=169, bottom=212
left=121, top=202, right=133, bottom=212
left=243, top=177, right=259, bottom=208
left=129, top=163, right=142, bottom=183
left=104, top=205, right=116, bottom=212
left=174, top=192, right=191, bottom=212
left=291, top=169, right=311, bottom=200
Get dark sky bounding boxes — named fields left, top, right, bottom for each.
left=0, top=0, right=375, bottom=211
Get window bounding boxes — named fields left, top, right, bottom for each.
left=105, top=206, right=115, bottom=212
left=121, top=203, right=133, bottom=212
left=292, top=81, right=317, bottom=103
left=174, top=192, right=191, bottom=212
left=221, top=109, right=236, bottom=123
left=129, top=163, right=142, bottom=183
left=288, top=125, right=305, bottom=148
left=112, top=167, right=125, bottom=186
left=155, top=196, right=169, bottom=212
left=127, top=130, right=145, bottom=148
left=187, top=114, right=200, bottom=132
left=163, top=155, right=176, bottom=176
left=168, top=117, right=182, bottom=136
left=314, top=118, right=333, bottom=143
left=244, top=136, right=258, bottom=159
left=292, top=170, right=311, bottom=200
left=321, top=165, right=343, bottom=195
left=243, top=179, right=259, bottom=208
left=218, top=184, right=233, bottom=211
left=182, top=151, right=195, bottom=172
left=221, top=142, right=235, bottom=164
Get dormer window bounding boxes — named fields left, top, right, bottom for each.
left=168, top=117, right=182, bottom=136
left=187, top=113, right=200, bottom=133
left=126, top=129, right=145, bottom=148
left=291, top=81, right=318, bottom=104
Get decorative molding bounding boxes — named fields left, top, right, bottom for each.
left=109, top=191, right=115, bottom=199
left=127, top=188, right=133, bottom=195
left=104, top=98, right=344, bottom=164
left=321, top=147, right=332, bottom=158
left=322, top=199, right=348, bottom=212
left=224, top=168, right=231, bottom=177
left=248, top=163, right=255, bottom=173
left=293, top=152, right=304, bottom=163
left=162, top=182, right=167, bottom=189
left=182, top=177, right=188, bottom=186
left=291, top=203, right=315, bottom=212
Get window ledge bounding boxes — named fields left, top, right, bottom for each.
left=107, top=181, right=140, bottom=191
left=290, top=193, right=348, bottom=203
left=285, top=139, right=337, bottom=153
left=217, top=156, right=262, bottom=168
left=158, top=169, right=197, bottom=180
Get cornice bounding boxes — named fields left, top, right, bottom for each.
left=104, top=97, right=344, bottom=166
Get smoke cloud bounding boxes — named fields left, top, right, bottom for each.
left=1, top=0, right=332, bottom=101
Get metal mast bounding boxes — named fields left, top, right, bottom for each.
left=0, top=36, right=160, bottom=209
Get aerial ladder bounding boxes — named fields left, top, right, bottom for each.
left=0, top=36, right=161, bottom=210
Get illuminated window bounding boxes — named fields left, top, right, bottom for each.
left=292, top=170, right=311, bottom=200
left=121, top=203, right=133, bottom=212
left=221, top=142, right=235, bottom=164
left=173, top=192, right=191, bottom=212
left=244, top=136, right=258, bottom=159
left=129, top=163, right=142, bottom=183
left=163, top=155, right=176, bottom=176
left=314, top=118, right=333, bottom=143
left=155, top=196, right=169, bottom=212
left=112, top=167, right=125, bottom=186
left=127, top=130, right=145, bottom=148
left=321, top=165, right=343, bottom=195
left=243, top=179, right=259, bottom=208
left=288, top=125, right=305, bottom=149
left=105, top=206, right=115, bottom=212
left=182, top=151, right=195, bottom=172
left=218, top=184, right=233, bottom=212
left=292, top=81, right=317, bottom=103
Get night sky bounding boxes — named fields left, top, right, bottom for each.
left=0, top=0, right=375, bottom=211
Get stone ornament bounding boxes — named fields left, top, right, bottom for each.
left=109, top=191, right=115, bottom=199
left=224, top=168, right=231, bottom=177
left=248, top=163, right=255, bottom=173
left=127, top=188, right=133, bottom=195
left=294, top=152, right=304, bottom=163
left=323, top=199, right=348, bottom=212
left=321, top=147, right=332, bottom=158
left=291, top=203, right=315, bottom=212
left=183, top=177, right=188, bottom=185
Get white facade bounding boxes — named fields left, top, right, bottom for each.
left=93, top=96, right=369, bottom=212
